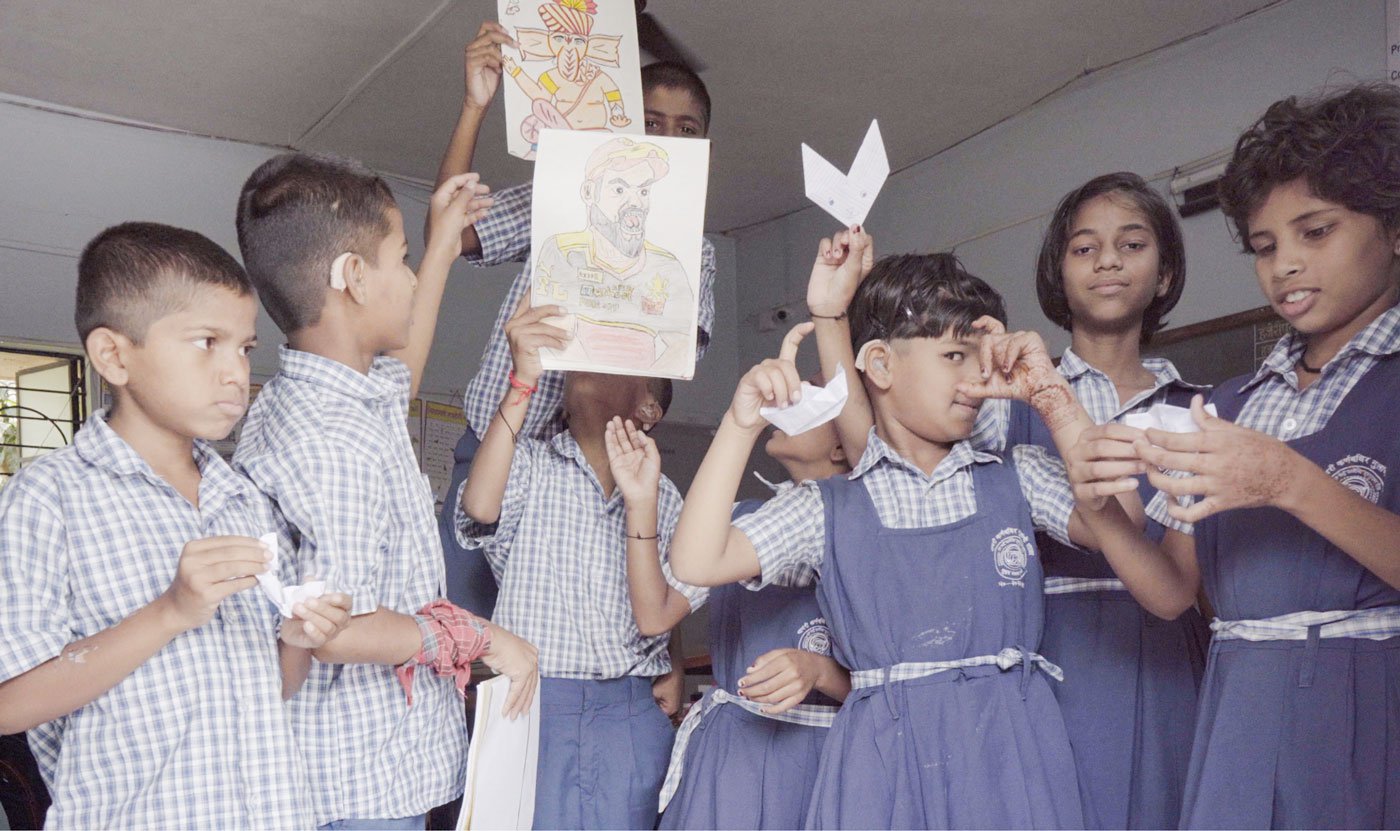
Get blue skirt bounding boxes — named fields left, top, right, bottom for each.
left=805, top=667, right=1084, bottom=829
left=660, top=701, right=828, bottom=830
left=1181, top=636, right=1400, bottom=829
left=533, top=676, right=674, bottom=830
left=1039, top=591, right=1207, bottom=828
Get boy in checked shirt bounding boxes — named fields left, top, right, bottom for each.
left=0, top=223, right=351, bottom=828
left=233, top=153, right=538, bottom=830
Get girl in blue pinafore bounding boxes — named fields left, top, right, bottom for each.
left=990, top=173, right=1211, bottom=829
left=611, top=377, right=852, bottom=830
left=666, top=251, right=1111, bottom=829
left=1071, top=85, right=1400, bottom=828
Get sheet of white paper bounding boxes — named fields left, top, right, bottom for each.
left=759, top=364, right=849, bottom=436
left=802, top=119, right=889, bottom=227
left=1122, top=403, right=1218, bottom=434
left=255, top=532, right=326, bottom=618
left=457, top=675, right=541, bottom=831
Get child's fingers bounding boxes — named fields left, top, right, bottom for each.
left=762, top=690, right=807, bottom=716
left=978, top=333, right=999, bottom=378
left=776, top=322, right=815, bottom=363
left=1080, top=459, right=1147, bottom=481
left=738, top=660, right=789, bottom=692
left=1144, top=466, right=1210, bottom=497
left=748, top=678, right=804, bottom=705
left=210, top=576, right=259, bottom=601
left=1134, top=440, right=1206, bottom=475
left=1141, top=427, right=1206, bottom=453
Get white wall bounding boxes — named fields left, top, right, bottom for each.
left=730, top=0, right=1387, bottom=368
left=0, top=99, right=737, bottom=424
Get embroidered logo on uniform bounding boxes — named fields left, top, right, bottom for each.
left=797, top=618, right=832, bottom=656
left=1325, top=454, right=1387, bottom=504
left=992, top=527, right=1035, bottom=588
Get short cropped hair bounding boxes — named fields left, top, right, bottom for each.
left=76, top=222, right=251, bottom=344
left=1036, top=172, right=1186, bottom=343
left=848, top=253, right=1007, bottom=355
left=235, top=152, right=397, bottom=334
left=1219, top=83, right=1400, bottom=250
left=642, top=61, right=711, bottom=130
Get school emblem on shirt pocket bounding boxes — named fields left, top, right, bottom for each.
left=992, top=528, right=1034, bottom=588
left=797, top=618, right=832, bottom=656
left=1325, top=454, right=1387, bottom=504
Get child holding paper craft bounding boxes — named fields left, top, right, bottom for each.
left=456, top=297, right=706, bottom=830
left=1065, top=83, right=1400, bottom=829
left=233, top=153, right=539, bottom=829
left=609, top=382, right=851, bottom=829
left=0, top=222, right=351, bottom=828
left=669, top=254, right=1111, bottom=829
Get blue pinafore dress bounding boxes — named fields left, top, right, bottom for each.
left=659, top=500, right=840, bottom=829
left=805, top=462, right=1084, bottom=829
left=1180, top=357, right=1400, bottom=829
left=1007, top=396, right=1210, bottom=829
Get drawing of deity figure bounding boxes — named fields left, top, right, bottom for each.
left=505, top=0, right=632, bottom=157
left=534, top=137, right=695, bottom=375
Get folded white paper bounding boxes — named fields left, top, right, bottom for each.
left=457, top=674, right=541, bottom=831
left=802, top=120, right=889, bottom=227
left=1123, top=403, right=1218, bottom=434
left=255, top=532, right=326, bottom=618
left=759, top=365, right=848, bottom=436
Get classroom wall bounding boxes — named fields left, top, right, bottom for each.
left=729, top=0, right=1387, bottom=370
left=0, top=99, right=738, bottom=425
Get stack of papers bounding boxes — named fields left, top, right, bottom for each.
left=456, top=675, right=541, bottom=830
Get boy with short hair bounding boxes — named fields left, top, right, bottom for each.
left=457, top=298, right=706, bottom=830
left=233, top=153, right=539, bottom=829
left=435, top=21, right=717, bottom=623
left=0, top=221, right=350, bottom=828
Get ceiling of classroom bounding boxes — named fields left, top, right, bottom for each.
left=0, top=0, right=1281, bottom=233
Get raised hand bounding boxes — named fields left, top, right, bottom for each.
left=503, top=295, right=571, bottom=387
left=729, top=322, right=813, bottom=430
left=1136, top=394, right=1300, bottom=523
left=157, top=536, right=271, bottom=633
left=956, top=319, right=1078, bottom=432
left=463, top=22, right=516, bottom=111
left=807, top=226, right=875, bottom=318
left=279, top=593, right=353, bottom=650
left=426, top=172, right=493, bottom=260
left=1065, top=423, right=1149, bottom=511
left=605, top=417, right=661, bottom=505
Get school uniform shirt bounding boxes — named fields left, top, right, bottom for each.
left=461, top=182, right=717, bottom=440
left=1148, top=303, right=1400, bottom=535
left=0, top=413, right=313, bottom=829
left=454, top=429, right=706, bottom=678
left=734, top=430, right=1077, bottom=588
left=234, top=348, right=465, bottom=825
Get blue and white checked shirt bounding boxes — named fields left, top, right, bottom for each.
left=462, top=182, right=717, bottom=439
left=0, top=413, right=313, bottom=829
left=454, top=429, right=706, bottom=678
left=235, top=347, right=466, bottom=824
left=734, top=430, right=1077, bottom=588
left=1148, top=303, right=1400, bottom=534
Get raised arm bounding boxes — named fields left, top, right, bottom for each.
left=807, top=226, right=875, bottom=461
left=671, top=324, right=813, bottom=587
left=461, top=298, right=570, bottom=523
left=431, top=22, right=515, bottom=253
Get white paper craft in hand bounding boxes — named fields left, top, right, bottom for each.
left=1122, top=403, right=1218, bottom=434
left=801, top=119, right=890, bottom=228
left=759, top=365, right=849, bottom=436
left=255, top=533, right=327, bottom=618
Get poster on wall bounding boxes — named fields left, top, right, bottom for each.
left=497, top=0, right=644, bottom=160
left=1391, top=0, right=1400, bottom=86
left=422, top=401, right=468, bottom=507
left=528, top=129, right=709, bottom=379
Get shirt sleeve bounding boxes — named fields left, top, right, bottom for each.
left=1011, top=446, right=1075, bottom=547
left=462, top=182, right=533, bottom=267
left=656, top=479, right=708, bottom=611
left=0, top=473, right=72, bottom=683
left=731, top=482, right=826, bottom=589
left=695, top=237, right=717, bottom=358
left=453, top=437, right=539, bottom=576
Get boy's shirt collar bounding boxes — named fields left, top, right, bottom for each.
left=1245, top=302, right=1400, bottom=392
left=73, top=410, right=252, bottom=506
left=547, top=428, right=620, bottom=503
left=277, top=345, right=408, bottom=403
left=1058, top=347, right=1206, bottom=390
left=850, top=427, right=1000, bottom=486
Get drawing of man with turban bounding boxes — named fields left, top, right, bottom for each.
left=504, top=0, right=633, bottom=157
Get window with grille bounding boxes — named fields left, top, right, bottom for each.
left=0, top=344, right=90, bottom=490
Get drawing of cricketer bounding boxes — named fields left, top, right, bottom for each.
left=534, top=137, right=696, bottom=376
left=505, top=0, right=632, bottom=156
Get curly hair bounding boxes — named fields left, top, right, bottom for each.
left=1218, top=83, right=1400, bottom=251
left=1036, top=172, right=1186, bottom=344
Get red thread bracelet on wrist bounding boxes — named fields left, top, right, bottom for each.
left=508, top=369, right=538, bottom=405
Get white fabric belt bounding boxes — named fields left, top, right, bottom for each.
left=1211, top=607, right=1400, bottom=642
left=849, top=647, right=1064, bottom=689
left=658, top=687, right=839, bottom=812
left=1043, top=576, right=1127, bottom=595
